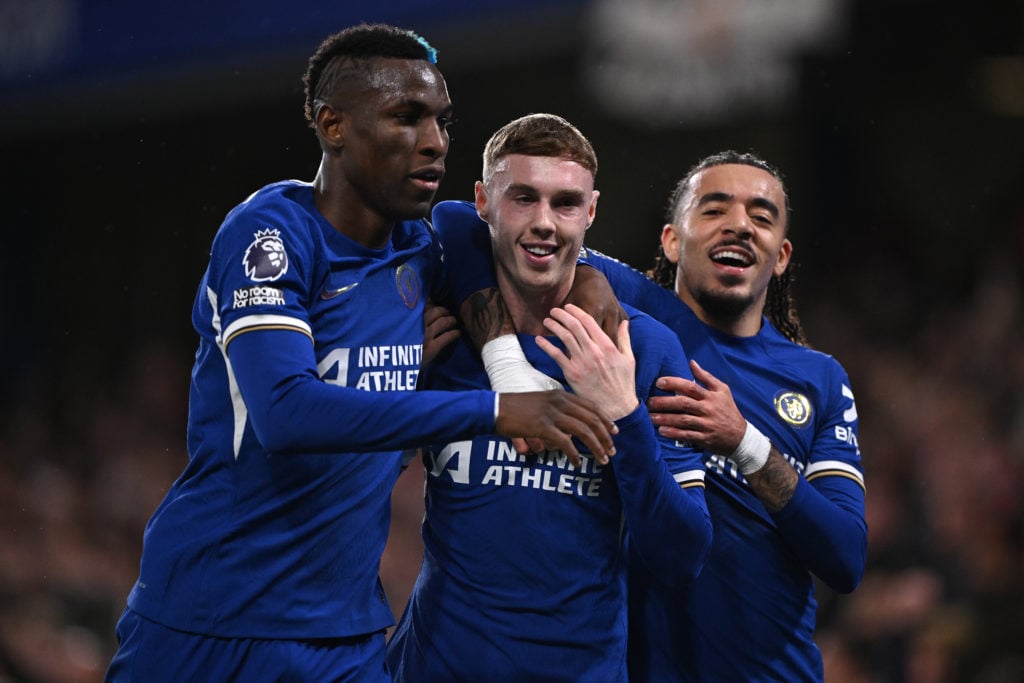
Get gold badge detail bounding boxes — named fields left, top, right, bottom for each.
left=774, top=391, right=812, bottom=427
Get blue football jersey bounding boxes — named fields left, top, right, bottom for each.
left=125, top=181, right=495, bottom=640
left=429, top=200, right=866, bottom=682
left=589, top=249, right=867, bottom=683
left=386, top=300, right=711, bottom=682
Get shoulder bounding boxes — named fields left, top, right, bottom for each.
left=431, top=199, right=477, bottom=224
left=760, top=321, right=854, bottom=389
left=624, top=304, right=686, bottom=360
left=622, top=304, right=691, bottom=393
left=216, top=181, right=318, bottom=245
left=430, top=200, right=485, bottom=244
left=208, top=181, right=319, bottom=275
left=626, top=304, right=680, bottom=340
left=224, top=181, right=315, bottom=226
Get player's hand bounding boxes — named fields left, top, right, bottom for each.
left=647, top=359, right=747, bottom=453
left=422, top=302, right=460, bottom=365
left=495, top=390, right=617, bottom=467
left=537, top=304, right=639, bottom=421
left=565, top=264, right=627, bottom=340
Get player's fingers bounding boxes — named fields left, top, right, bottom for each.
left=689, top=359, right=725, bottom=391
left=546, top=306, right=594, bottom=353
left=563, top=304, right=614, bottom=348
left=521, top=436, right=548, bottom=454
left=655, top=424, right=709, bottom=446
left=541, top=313, right=580, bottom=357
left=616, top=319, right=632, bottom=357
left=432, top=328, right=460, bottom=346
left=553, top=396, right=617, bottom=464
left=649, top=407, right=707, bottom=430
left=535, top=334, right=569, bottom=366
left=512, top=437, right=530, bottom=454
left=655, top=375, right=706, bottom=398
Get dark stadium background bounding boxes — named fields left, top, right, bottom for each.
left=1, top=1, right=1022, bottom=681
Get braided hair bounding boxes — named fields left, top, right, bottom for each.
left=648, top=150, right=809, bottom=346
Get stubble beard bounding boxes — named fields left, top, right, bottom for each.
left=692, top=284, right=756, bottom=321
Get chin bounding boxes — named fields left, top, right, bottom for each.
left=396, top=201, right=433, bottom=221
left=696, top=289, right=754, bottom=318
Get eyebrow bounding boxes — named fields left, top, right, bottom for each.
left=505, top=183, right=587, bottom=202
left=388, top=98, right=454, bottom=116
left=697, top=191, right=779, bottom=219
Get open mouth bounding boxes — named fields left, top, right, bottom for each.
left=523, top=244, right=557, bottom=257
left=710, top=247, right=753, bottom=268
left=410, top=167, right=443, bottom=190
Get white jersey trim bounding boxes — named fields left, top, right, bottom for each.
left=674, top=469, right=706, bottom=488
left=804, top=459, right=865, bottom=487
left=221, top=313, right=313, bottom=347
left=208, top=287, right=249, bottom=459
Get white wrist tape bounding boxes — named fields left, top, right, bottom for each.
left=729, top=421, right=772, bottom=475
left=481, top=334, right=562, bottom=393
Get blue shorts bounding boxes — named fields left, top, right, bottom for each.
left=106, top=607, right=389, bottom=682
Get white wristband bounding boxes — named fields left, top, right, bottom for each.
left=481, top=334, right=563, bottom=393
left=729, top=421, right=771, bottom=475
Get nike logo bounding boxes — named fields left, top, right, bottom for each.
left=320, top=282, right=359, bottom=300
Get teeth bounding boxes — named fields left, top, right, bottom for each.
left=525, top=246, right=554, bottom=256
left=712, top=250, right=751, bottom=266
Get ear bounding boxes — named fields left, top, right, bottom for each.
left=316, top=103, right=345, bottom=151
left=660, top=223, right=680, bottom=263
left=773, top=238, right=793, bottom=276
left=586, top=190, right=599, bottom=230
left=474, top=181, right=489, bottom=222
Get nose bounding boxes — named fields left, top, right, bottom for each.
left=723, top=204, right=753, bottom=238
left=531, top=203, right=556, bottom=237
left=419, top=119, right=449, bottom=159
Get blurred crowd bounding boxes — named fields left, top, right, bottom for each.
left=1, top=227, right=1022, bottom=683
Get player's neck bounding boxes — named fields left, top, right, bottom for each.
left=313, top=162, right=394, bottom=249
left=498, top=275, right=571, bottom=336
left=680, top=287, right=765, bottom=338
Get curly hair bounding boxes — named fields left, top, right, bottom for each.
left=649, top=150, right=809, bottom=346
left=301, top=23, right=438, bottom=127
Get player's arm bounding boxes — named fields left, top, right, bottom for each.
left=579, top=246, right=685, bottom=321
left=422, top=300, right=460, bottom=366
left=538, top=305, right=712, bottom=585
left=648, top=362, right=867, bottom=592
left=766, top=369, right=867, bottom=592
left=227, top=327, right=616, bottom=463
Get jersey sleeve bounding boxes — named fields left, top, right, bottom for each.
left=581, top=248, right=684, bottom=322
left=771, top=362, right=867, bottom=593
left=612, top=404, right=712, bottom=588
left=228, top=328, right=496, bottom=454
left=208, top=195, right=497, bottom=456
left=206, top=195, right=319, bottom=341
left=431, top=200, right=496, bottom=306
left=423, top=220, right=451, bottom=305
left=612, top=312, right=711, bottom=587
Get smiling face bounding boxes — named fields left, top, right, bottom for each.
left=661, top=162, right=792, bottom=335
left=475, top=153, right=598, bottom=332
